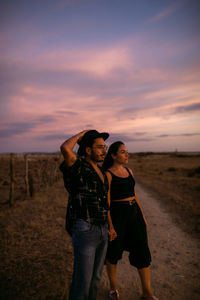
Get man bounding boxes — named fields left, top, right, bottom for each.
left=60, top=130, right=110, bottom=300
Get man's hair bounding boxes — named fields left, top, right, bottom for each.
left=79, top=139, right=95, bottom=156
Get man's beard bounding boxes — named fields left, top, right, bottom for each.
left=90, top=150, right=104, bottom=163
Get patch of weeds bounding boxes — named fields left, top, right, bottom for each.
left=170, top=152, right=200, bottom=158
left=137, top=152, right=154, bottom=156
left=195, top=166, right=200, bottom=174
left=168, top=167, right=176, bottom=172
left=171, top=153, right=189, bottom=158
left=187, top=166, right=200, bottom=177
left=2, top=180, right=9, bottom=186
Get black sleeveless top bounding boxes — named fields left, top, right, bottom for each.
left=107, top=168, right=135, bottom=201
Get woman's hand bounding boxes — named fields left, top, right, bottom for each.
left=108, top=227, right=117, bottom=241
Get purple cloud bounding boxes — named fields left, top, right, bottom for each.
left=108, top=133, right=153, bottom=143
left=158, top=133, right=200, bottom=138
left=173, top=102, right=200, bottom=114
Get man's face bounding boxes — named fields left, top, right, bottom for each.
left=89, top=137, right=107, bottom=162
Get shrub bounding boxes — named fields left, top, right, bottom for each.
left=168, top=167, right=176, bottom=172
left=195, top=166, right=200, bottom=174
left=187, top=166, right=200, bottom=177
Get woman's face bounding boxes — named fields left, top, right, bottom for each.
left=112, top=144, right=129, bottom=165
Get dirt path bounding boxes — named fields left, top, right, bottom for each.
left=97, top=184, right=200, bottom=300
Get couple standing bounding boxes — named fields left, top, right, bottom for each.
left=60, top=130, right=158, bottom=300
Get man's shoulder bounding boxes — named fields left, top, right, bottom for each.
left=59, top=157, right=82, bottom=173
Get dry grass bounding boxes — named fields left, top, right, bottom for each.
left=0, top=153, right=62, bottom=204
left=0, top=182, right=73, bottom=299
left=128, top=152, right=200, bottom=238
left=0, top=152, right=200, bottom=299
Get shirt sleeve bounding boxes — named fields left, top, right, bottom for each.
left=59, top=158, right=81, bottom=173
left=59, top=158, right=82, bottom=193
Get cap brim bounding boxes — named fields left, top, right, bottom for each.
left=98, top=132, right=109, bottom=141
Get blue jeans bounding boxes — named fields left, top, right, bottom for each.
left=69, top=219, right=108, bottom=300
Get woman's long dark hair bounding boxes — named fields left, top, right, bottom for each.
left=102, top=141, right=124, bottom=171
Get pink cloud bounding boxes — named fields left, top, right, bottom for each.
left=149, top=1, right=186, bottom=23
left=33, top=44, right=132, bottom=77
left=1, top=32, right=200, bottom=152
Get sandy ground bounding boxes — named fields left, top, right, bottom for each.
left=96, top=183, right=200, bottom=300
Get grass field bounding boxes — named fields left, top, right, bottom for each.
left=128, top=152, right=200, bottom=238
left=0, top=152, right=200, bottom=299
left=1, top=151, right=199, bottom=237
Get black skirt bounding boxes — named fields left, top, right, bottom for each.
left=106, top=201, right=151, bottom=269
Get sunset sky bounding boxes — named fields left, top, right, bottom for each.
left=1, top=0, right=200, bottom=153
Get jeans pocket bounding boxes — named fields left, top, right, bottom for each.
left=74, top=218, right=92, bottom=233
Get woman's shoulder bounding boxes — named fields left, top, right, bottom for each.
left=105, top=169, right=113, bottom=176
left=105, top=170, right=112, bottom=184
left=125, top=166, right=134, bottom=176
left=105, top=167, right=114, bottom=172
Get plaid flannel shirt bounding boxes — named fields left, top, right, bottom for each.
left=60, top=157, right=109, bottom=228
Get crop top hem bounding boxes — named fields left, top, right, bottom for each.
left=107, top=167, right=135, bottom=201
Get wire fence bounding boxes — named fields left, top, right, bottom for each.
left=0, top=153, right=63, bottom=206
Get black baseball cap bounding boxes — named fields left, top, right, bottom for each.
left=77, top=130, right=109, bottom=156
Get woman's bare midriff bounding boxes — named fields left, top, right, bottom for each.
left=112, top=196, right=136, bottom=202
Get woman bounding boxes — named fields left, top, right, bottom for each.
left=103, top=141, right=158, bottom=300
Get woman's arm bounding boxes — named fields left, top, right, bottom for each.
left=135, top=191, right=148, bottom=227
left=128, top=168, right=148, bottom=227
left=106, top=171, right=117, bottom=241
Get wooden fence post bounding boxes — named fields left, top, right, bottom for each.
left=9, top=153, right=15, bottom=206
left=24, top=154, right=30, bottom=199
